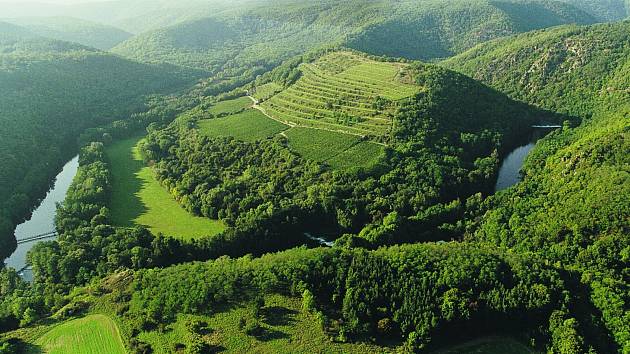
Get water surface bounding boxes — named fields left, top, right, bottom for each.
left=4, top=156, right=79, bottom=275
left=494, top=143, right=536, bottom=192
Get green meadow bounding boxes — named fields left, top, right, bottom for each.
left=106, top=136, right=225, bottom=240
left=207, top=96, right=253, bottom=116
left=285, top=127, right=385, bottom=169
left=34, top=315, right=125, bottom=354
left=138, top=294, right=391, bottom=353
left=197, top=109, right=288, bottom=142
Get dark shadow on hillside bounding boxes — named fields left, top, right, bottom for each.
left=107, top=137, right=149, bottom=227
left=261, top=306, right=298, bottom=326
left=253, top=327, right=289, bottom=342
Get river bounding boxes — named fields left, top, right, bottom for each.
left=494, top=127, right=560, bottom=192
left=4, top=156, right=79, bottom=279
left=494, top=142, right=536, bottom=192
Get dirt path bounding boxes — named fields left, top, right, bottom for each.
left=246, top=95, right=389, bottom=146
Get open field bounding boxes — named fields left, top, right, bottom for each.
left=284, top=127, right=384, bottom=169
left=260, top=51, right=419, bottom=137
left=106, top=136, right=225, bottom=240
left=431, top=336, right=539, bottom=354
left=207, top=97, right=253, bottom=116
left=198, top=109, right=289, bottom=142
left=139, top=294, right=393, bottom=353
left=251, top=82, right=283, bottom=101
left=34, top=315, right=125, bottom=354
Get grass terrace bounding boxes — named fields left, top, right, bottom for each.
left=260, top=51, right=419, bottom=137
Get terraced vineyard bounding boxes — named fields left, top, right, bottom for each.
left=259, top=51, right=420, bottom=138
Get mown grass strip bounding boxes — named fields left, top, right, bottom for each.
left=107, top=136, right=226, bottom=240
left=35, top=315, right=126, bottom=354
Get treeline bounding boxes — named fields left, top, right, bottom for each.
left=140, top=60, right=564, bottom=251
left=447, top=21, right=630, bottom=352
left=116, top=243, right=576, bottom=352
left=0, top=35, right=198, bottom=262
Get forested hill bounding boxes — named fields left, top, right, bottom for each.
left=0, top=21, right=38, bottom=41
left=111, top=0, right=596, bottom=75
left=443, top=20, right=630, bottom=116
left=345, top=0, right=597, bottom=60
left=445, top=21, right=629, bottom=352
left=559, top=0, right=629, bottom=20
left=2, top=17, right=133, bottom=50
left=0, top=35, right=199, bottom=261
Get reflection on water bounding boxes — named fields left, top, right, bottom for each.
left=4, top=156, right=79, bottom=276
left=494, top=143, right=536, bottom=192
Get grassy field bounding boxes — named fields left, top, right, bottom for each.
left=431, top=336, right=538, bottom=354
left=34, top=315, right=125, bottom=354
left=207, top=97, right=253, bottom=116
left=106, top=136, right=225, bottom=240
left=285, top=127, right=384, bottom=169
left=139, top=294, right=393, bottom=353
left=251, top=82, right=283, bottom=101
left=260, top=51, right=419, bottom=137
left=198, top=109, right=289, bottom=142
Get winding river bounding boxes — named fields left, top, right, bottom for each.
left=4, top=156, right=79, bottom=279
left=494, top=142, right=536, bottom=192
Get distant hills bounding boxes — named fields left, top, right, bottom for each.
left=443, top=20, right=630, bottom=115
left=111, top=0, right=599, bottom=73
left=2, top=17, right=132, bottom=50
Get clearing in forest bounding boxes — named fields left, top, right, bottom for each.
left=206, top=96, right=253, bottom=116
left=34, top=314, right=126, bottom=354
left=259, top=51, right=420, bottom=137
left=106, top=136, right=225, bottom=240
left=198, top=109, right=289, bottom=142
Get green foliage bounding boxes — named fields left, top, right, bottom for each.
left=346, top=0, right=596, bottom=60
left=106, top=136, right=225, bottom=239
left=34, top=314, right=126, bottom=354
left=0, top=33, right=197, bottom=261
left=3, top=17, right=132, bottom=50
left=448, top=20, right=629, bottom=353
left=197, top=109, right=288, bottom=142
left=444, top=21, right=630, bottom=117
left=120, top=243, right=565, bottom=349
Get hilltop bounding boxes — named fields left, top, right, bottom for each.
left=111, top=0, right=596, bottom=77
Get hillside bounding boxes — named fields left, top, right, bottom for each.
left=445, top=21, right=629, bottom=352
left=345, top=0, right=597, bottom=60
left=558, top=0, right=629, bottom=20
left=258, top=51, right=419, bottom=139
left=111, top=0, right=596, bottom=79
left=0, top=34, right=199, bottom=261
left=3, top=17, right=132, bottom=50
left=443, top=20, right=630, bottom=116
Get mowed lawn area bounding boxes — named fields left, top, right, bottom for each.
left=197, top=109, right=288, bottom=142
left=106, top=136, right=225, bottom=240
left=35, top=315, right=125, bottom=354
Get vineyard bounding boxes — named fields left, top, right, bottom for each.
left=259, top=51, right=420, bottom=138
left=284, top=127, right=384, bottom=169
